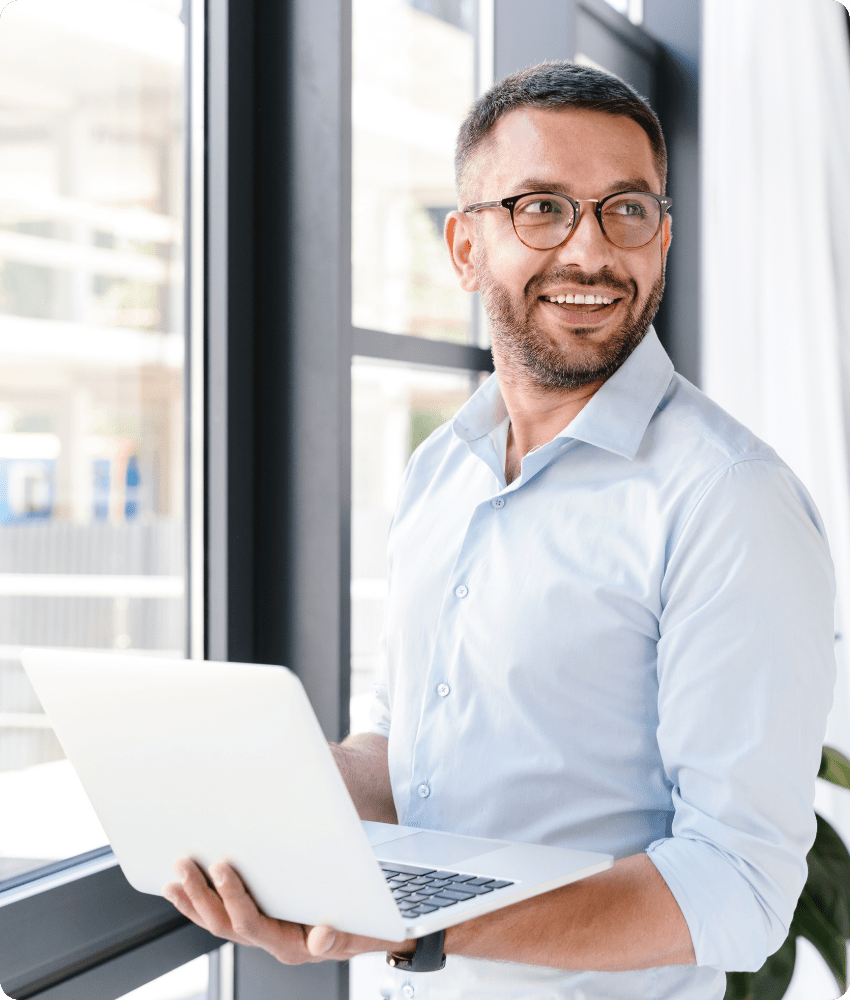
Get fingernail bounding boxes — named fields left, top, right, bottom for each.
left=321, top=931, right=336, bottom=953
left=210, top=866, right=225, bottom=886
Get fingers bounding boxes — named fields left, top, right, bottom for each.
left=207, top=862, right=315, bottom=965
left=163, top=859, right=392, bottom=966
left=163, top=859, right=252, bottom=946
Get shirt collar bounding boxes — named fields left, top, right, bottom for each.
left=452, top=326, right=674, bottom=462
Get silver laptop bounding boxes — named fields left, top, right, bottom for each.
left=21, top=648, right=612, bottom=942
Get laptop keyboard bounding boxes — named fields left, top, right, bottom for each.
left=378, top=861, right=515, bottom=919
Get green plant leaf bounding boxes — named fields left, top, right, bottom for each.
left=746, top=936, right=796, bottom=1000
left=791, top=889, right=846, bottom=992
left=724, top=970, right=750, bottom=1000
left=819, top=746, right=850, bottom=791
left=804, top=815, right=850, bottom=939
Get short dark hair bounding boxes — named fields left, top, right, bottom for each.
left=455, top=61, right=667, bottom=203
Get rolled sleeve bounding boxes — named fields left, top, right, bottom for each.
left=649, top=458, right=836, bottom=971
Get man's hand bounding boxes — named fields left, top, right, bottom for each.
left=162, top=858, right=408, bottom=964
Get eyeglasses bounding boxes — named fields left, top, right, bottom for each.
left=463, top=190, right=672, bottom=251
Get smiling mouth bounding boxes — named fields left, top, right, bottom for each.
left=539, top=293, right=622, bottom=314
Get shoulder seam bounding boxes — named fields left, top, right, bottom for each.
left=667, top=456, right=788, bottom=558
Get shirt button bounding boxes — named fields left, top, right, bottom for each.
left=491, top=497, right=505, bottom=509
left=455, top=584, right=468, bottom=598
left=437, top=682, right=450, bottom=697
left=402, top=986, right=415, bottom=999
left=417, top=782, right=430, bottom=798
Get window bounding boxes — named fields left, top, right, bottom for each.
left=348, top=5, right=492, bottom=991
left=599, top=0, right=644, bottom=25
left=352, top=0, right=481, bottom=345
left=349, top=0, right=492, bottom=742
left=0, top=0, right=188, bottom=886
left=350, top=360, right=485, bottom=734
left=0, top=2, right=217, bottom=997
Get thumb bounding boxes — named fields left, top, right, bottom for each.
left=306, top=924, right=340, bottom=957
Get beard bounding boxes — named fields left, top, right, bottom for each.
left=477, top=251, right=666, bottom=390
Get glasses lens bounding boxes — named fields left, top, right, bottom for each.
left=600, top=193, right=662, bottom=248
left=511, top=194, right=575, bottom=250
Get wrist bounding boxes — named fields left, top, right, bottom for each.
left=386, top=930, right=446, bottom=972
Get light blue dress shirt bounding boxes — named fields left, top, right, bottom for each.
left=369, top=328, right=836, bottom=1000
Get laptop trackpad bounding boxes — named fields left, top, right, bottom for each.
left=378, top=830, right=509, bottom=867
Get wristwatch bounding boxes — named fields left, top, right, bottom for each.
left=386, top=929, right=447, bottom=972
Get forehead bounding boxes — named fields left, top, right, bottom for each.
left=476, top=106, right=660, bottom=197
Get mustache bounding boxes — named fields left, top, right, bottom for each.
left=525, top=267, right=635, bottom=298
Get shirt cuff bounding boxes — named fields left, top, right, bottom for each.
left=646, top=837, right=783, bottom=971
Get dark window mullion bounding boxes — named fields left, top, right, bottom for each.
left=0, top=857, right=218, bottom=1000
left=351, top=327, right=494, bottom=373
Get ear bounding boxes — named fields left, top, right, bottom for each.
left=445, top=211, right=479, bottom=293
left=661, top=212, right=672, bottom=264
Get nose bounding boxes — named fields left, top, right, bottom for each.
left=553, top=199, right=614, bottom=269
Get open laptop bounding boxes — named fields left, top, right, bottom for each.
left=21, top=648, right=613, bottom=943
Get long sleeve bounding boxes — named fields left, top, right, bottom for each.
left=647, top=458, right=836, bottom=971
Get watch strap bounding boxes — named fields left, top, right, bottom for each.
left=386, top=929, right=446, bottom=972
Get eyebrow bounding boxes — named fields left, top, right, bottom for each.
left=514, top=177, right=656, bottom=197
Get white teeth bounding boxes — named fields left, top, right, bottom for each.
left=545, top=293, right=615, bottom=305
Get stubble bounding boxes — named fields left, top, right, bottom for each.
left=477, top=249, right=666, bottom=391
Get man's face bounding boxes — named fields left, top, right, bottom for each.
left=448, top=107, right=671, bottom=389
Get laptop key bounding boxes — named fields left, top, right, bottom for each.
left=406, top=893, right=431, bottom=903
left=446, top=873, right=475, bottom=882
left=454, top=884, right=494, bottom=895
left=430, top=870, right=460, bottom=879
left=488, top=880, right=514, bottom=889
left=430, top=896, right=460, bottom=906
left=414, top=904, right=439, bottom=914
left=466, top=877, right=494, bottom=886
left=440, top=888, right=476, bottom=900
left=379, top=863, right=436, bottom=876
left=387, top=874, right=417, bottom=883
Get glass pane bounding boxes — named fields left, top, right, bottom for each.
left=116, top=954, right=208, bottom=1000
left=350, top=358, right=484, bottom=734
left=0, top=0, right=187, bottom=883
left=352, top=0, right=478, bottom=344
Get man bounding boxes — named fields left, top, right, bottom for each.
left=164, top=63, right=836, bottom=999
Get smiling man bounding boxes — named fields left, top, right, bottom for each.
left=165, top=63, right=836, bottom=1000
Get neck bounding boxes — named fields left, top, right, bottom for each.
left=493, top=343, right=603, bottom=485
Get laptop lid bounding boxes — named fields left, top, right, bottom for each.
left=21, top=649, right=405, bottom=940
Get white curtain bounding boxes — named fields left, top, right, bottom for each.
left=703, top=0, right=850, bottom=779
left=702, top=0, right=850, bottom=989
